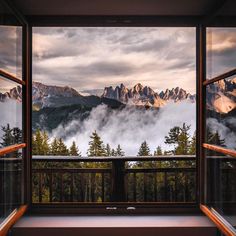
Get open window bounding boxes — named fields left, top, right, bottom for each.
left=31, top=27, right=197, bottom=210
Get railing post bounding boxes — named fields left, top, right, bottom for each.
left=111, top=160, right=126, bottom=202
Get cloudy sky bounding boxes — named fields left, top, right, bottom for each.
left=1, top=27, right=236, bottom=94
left=32, top=27, right=197, bottom=94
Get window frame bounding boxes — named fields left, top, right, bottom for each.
left=29, top=19, right=199, bottom=215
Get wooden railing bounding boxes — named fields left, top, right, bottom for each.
left=32, top=155, right=196, bottom=203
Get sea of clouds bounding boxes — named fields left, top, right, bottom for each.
left=51, top=101, right=197, bottom=156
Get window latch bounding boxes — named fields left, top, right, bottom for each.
left=106, top=207, right=117, bottom=210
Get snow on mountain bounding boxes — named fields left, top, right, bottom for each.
left=102, top=83, right=195, bottom=108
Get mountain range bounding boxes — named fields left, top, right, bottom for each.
left=102, top=83, right=196, bottom=108
left=0, top=79, right=236, bottom=114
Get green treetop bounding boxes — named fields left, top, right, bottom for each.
left=137, top=141, right=151, bottom=156
left=87, top=130, right=106, bottom=157
left=69, top=141, right=81, bottom=156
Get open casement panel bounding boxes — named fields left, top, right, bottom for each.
left=0, top=0, right=236, bottom=236
left=0, top=0, right=30, bottom=235
left=200, top=26, right=236, bottom=236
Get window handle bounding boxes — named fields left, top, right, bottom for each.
left=127, top=207, right=136, bottom=210
left=106, top=207, right=117, bottom=210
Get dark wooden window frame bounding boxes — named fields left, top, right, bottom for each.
left=3, top=0, right=236, bottom=221
left=0, top=0, right=30, bottom=235
left=200, top=25, right=236, bottom=236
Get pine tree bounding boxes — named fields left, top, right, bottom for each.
left=42, top=131, right=50, bottom=155
left=69, top=141, right=81, bottom=156
left=164, top=123, right=191, bottom=155
left=87, top=130, right=106, bottom=157
left=137, top=141, right=151, bottom=156
left=34, top=129, right=43, bottom=155
left=111, top=148, right=116, bottom=156
left=175, top=123, right=191, bottom=155
left=12, top=127, right=22, bottom=144
left=0, top=124, right=13, bottom=147
left=51, top=138, right=59, bottom=155
left=105, top=143, right=111, bottom=156
left=189, top=131, right=196, bottom=155
left=154, top=146, right=162, bottom=156
left=57, top=138, right=69, bottom=155
left=116, top=144, right=125, bottom=156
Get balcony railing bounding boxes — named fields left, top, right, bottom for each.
left=32, top=155, right=196, bottom=203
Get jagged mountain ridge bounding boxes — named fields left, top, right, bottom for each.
left=206, top=78, right=236, bottom=114
left=102, top=83, right=196, bottom=108
left=0, top=86, right=22, bottom=102
left=1, top=80, right=235, bottom=114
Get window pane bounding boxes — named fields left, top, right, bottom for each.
left=205, top=77, right=236, bottom=149
left=0, top=77, right=22, bottom=147
left=205, top=149, right=236, bottom=229
left=207, top=28, right=236, bottom=79
left=0, top=1, right=22, bottom=79
left=32, top=27, right=196, bottom=203
left=0, top=149, right=24, bottom=224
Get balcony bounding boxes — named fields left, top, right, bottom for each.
left=32, top=155, right=196, bottom=204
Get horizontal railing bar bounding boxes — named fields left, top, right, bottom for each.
left=32, top=168, right=111, bottom=173
left=0, top=143, right=26, bottom=156
left=203, top=68, right=236, bottom=86
left=126, top=168, right=195, bottom=173
left=0, top=69, right=25, bottom=86
left=32, top=155, right=196, bottom=162
left=203, top=143, right=236, bottom=158
left=32, top=168, right=195, bottom=174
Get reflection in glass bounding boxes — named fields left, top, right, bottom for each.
left=0, top=1, right=22, bottom=79
left=206, top=77, right=236, bottom=149
left=0, top=77, right=22, bottom=147
left=207, top=28, right=236, bottom=79
left=0, top=149, right=24, bottom=224
left=205, top=150, right=236, bottom=229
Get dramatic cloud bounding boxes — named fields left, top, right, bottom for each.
left=50, top=102, right=196, bottom=156
left=0, top=26, right=22, bottom=78
left=0, top=100, right=22, bottom=140
left=32, top=27, right=196, bottom=94
left=207, top=28, right=236, bottom=78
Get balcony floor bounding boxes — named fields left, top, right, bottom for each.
left=12, top=215, right=217, bottom=236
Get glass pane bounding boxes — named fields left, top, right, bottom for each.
left=32, top=27, right=196, bottom=203
left=205, top=149, right=236, bottom=229
left=0, top=149, right=24, bottom=224
left=0, top=1, right=22, bottom=79
left=0, top=77, right=22, bottom=147
left=205, top=77, right=236, bottom=149
left=207, top=28, right=236, bottom=79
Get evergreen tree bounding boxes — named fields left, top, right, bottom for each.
left=87, top=131, right=106, bottom=157
left=207, top=128, right=225, bottom=146
left=34, top=129, right=43, bottom=155
left=57, top=138, right=69, bottom=155
left=51, top=138, right=59, bottom=155
left=105, top=143, right=111, bottom=156
left=42, top=131, right=50, bottom=155
left=189, top=131, right=196, bottom=155
left=12, top=127, right=22, bottom=144
left=154, top=146, right=162, bottom=156
left=116, top=144, right=125, bottom=156
left=0, top=124, right=13, bottom=147
left=137, top=141, right=151, bottom=156
left=164, top=123, right=191, bottom=155
left=69, top=141, right=81, bottom=156
left=111, top=148, right=116, bottom=156
left=175, top=123, right=191, bottom=155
